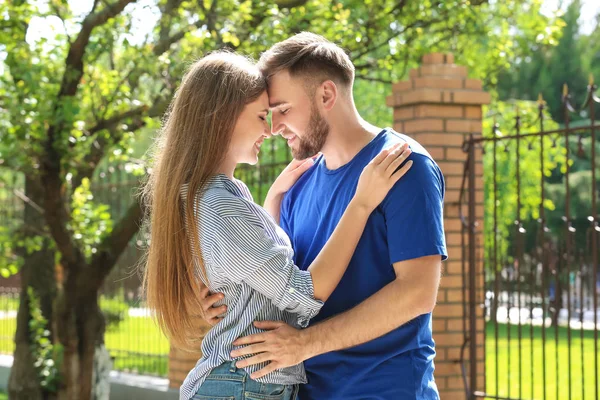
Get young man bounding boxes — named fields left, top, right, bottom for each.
left=200, top=33, right=447, bottom=399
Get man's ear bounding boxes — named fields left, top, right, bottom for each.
left=319, top=80, right=338, bottom=111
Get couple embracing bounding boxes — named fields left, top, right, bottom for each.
left=143, top=32, right=447, bottom=400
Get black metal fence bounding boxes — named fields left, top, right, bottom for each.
left=460, top=80, right=600, bottom=400
left=0, top=135, right=292, bottom=377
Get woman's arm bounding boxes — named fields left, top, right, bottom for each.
left=307, top=143, right=412, bottom=301
left=263, top=190, right=285, bottom=224
left=200, top=144, right=411, bottom=326
left=263, top=157, right=316, bottom=222
left=209, top=212, right=323, bottom=328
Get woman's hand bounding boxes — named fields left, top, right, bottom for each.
left=352, top=142, right=413, bottom=212
left=269, top=155, right=318, bottom=195
left=264, top=155, right=318, bottom=222
left=194, top=285, right=227, bottom=326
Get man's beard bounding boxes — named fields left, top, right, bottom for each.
left=291, top=103, right=329, bottom=159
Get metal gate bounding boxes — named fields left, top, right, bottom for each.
left=459, top=81, right=599, bottom=400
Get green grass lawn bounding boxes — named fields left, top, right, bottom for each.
left=0, top=293, right=171, bottom=376
left=0, top=317, right=15, bottom=355
left=486, top=322, right=599, bottom=400
left=0, top=391, right=6, bottom=400
left=104, top=314, right=169, bottom=376
left=0, top=312, right=170, bottom=377
left=0, top=304, right=598, bottom=394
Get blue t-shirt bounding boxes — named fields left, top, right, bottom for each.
left=280, top=128, right=447, bottom=400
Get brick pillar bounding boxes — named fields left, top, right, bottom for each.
left=168, top=322, right=209, bottom=389
left=387, top=52, right=489, bottom=399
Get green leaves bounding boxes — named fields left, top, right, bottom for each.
left=0, top=0, right=571, bottom=283
left=69, top=178, right=113, bottom=261
left=27, top=287, right=61, bottom=392
left=1, top=0, right=564, bottom=181
left=482, top=100, right=563, bottom=268
left=0, top=225, right=20, bottom=278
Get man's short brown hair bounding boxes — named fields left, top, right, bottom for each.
left=258, top=32, right=355, bottom=89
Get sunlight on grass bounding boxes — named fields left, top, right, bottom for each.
left=2, top=306, right=596, bottom=390
left=486, top=322, right=599, bottom=400
left=104, top=314, right=169, bottom=376
left=0, top=311, right=171, bottom=376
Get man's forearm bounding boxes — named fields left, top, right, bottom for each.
left=303, top=276, right=438, bottom=358
left=231, top=256, right=441, bottom=378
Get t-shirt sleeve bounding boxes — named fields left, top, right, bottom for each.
left=381, top=153, right=448, bottom=264
left=209, top=207, right=322, bottom=327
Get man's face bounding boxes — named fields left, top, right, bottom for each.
left=268, top=70, right=329, bottom=159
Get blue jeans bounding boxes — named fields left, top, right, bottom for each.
left=193, top=361, right=299, bottom=400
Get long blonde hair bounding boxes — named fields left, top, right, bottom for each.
left=141, top=52, right=266, bottom=350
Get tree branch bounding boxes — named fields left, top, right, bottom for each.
left=275, top=0, right=309, bottom=9
left=153, top=0, right=224, bottom=56
left=153, top=19, right=205, bottom=55
left=349, top=0, right=487, bottom=66
left=40, top=157, right=83, bottom=267
left=6, top=4, right=81, bottom=266
left=58, top=0, right=137, bottom=99
left=88, top=195, right=147, bottom=287
left=351, top=17, right=438, bottom=61
left=88, top=105, right=149, bottom=137
left=208, top=0, right=219, bottom=32
left=91, top=0, right=101, bottom=13
left=231, top=0, right=269, bottom=49
left=41, top=0, right=137, bottom=268
left=197, top=0, right=223, bottom=47
left=12, top=188, right=45, bottom=215
left=71, top=96, right=170, bottom=191
left=97, top=66, right=136, bottom=122
left=49, top=1, right=72, bottom=43
left=0, top=156, right=14, bottom=170
left=6, top=0, right=31, bottom=104
left=71, top=0, right=208, bottom=194
left=353, top=59, right=378, bottom=71
left=355, top=75, right=393, bottom=84
left=156, top=0, right=186, bottom=55
left=388, top=0, right=409, bottom=17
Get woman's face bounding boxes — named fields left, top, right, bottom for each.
left=229, top=91, right=271, bottom=165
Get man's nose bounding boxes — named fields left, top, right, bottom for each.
left=271, top=113, right=283, bottom=135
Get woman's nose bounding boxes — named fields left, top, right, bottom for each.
left=263, top=126, right=272, bottom=138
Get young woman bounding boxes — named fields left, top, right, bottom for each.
left=142, top=52, right=412, bottom=400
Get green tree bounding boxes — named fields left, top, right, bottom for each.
left=0, top=0, right=561, bottom=398
left=581, top=13, right=600, bottom=88
left=482, top=100, right=562, bottom=270
left=497, top=0, right=591, bottom=123
left=545, top=0, right=588, bottom=121
left=481, top=100, right=564, bottom=324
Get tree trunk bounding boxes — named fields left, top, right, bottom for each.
left=92, top=344, right=112, bottom=400
left=8, top=177, right=57, bottom=400
left=8, top=177, right=111, bottom=400
left=490, top=283, right=499, bottom=324
left=55, top=276, right=108, bottom=400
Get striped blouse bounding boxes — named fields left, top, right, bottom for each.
left=178, top=174, right=324, bottom=400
